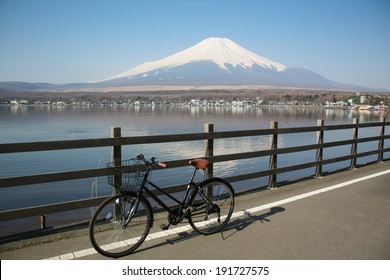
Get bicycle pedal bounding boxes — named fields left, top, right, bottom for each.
left=160, top=224, right=170, bottom=230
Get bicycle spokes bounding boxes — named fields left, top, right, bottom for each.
left=188, top=178, right=234, bottom=235
left=89, top=194, right=152, bottom=258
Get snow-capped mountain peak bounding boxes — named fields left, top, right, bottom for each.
left=0, top=37, right=364, bottom=90
left=94, top=37, right=344, bottom=89
left=105, top=37, right=286, bottom=81
left=189, top=37, right=287, bottom=72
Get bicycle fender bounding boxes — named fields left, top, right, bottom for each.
left=140, top=194, right=154, bottom=228
left=125, top=192, right=154, bottom=228
left=200, top=177, right=235, bottom=193
left=188, top=177, right=235, bottom=202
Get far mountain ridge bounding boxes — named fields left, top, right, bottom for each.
left=0, top=37, right=378, bottom=91
left=83, top=37, right=370, bottom=90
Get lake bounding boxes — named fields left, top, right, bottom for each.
left=0, top=104, right=388, bottom=235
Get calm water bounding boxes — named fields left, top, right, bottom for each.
left=0, top=105, right=388, bottom=235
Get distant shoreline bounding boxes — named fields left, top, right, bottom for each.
left=1, top=86, right=389, bottom=108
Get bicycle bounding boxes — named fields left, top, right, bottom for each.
left=89, top=153, right=235, bottom=258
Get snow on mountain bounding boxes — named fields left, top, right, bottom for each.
left=104, top=37, right=286, bottom=81
left=1, top=37, right=359, bottom=91
left=95, top=36, right=342, bottom=88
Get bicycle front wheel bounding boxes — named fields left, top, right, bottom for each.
left=89, top=193, right=152, bottom=258
left=188, top=178, right=235, bottom=235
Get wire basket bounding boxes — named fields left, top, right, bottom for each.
left=106, top=158, right=147, bottom=193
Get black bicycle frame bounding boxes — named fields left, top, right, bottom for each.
left=140, top=165, right=199, bottom=220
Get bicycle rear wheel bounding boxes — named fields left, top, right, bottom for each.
left=89, top=193, right=152, bottom=258
left=188, top=178, right=234, bottom=235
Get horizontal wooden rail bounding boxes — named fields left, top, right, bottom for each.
left=2, top=135, right=389, bottom=189
left=0, top=122, right=386, bottom=154
left=0, top=118, right=389, bottom=227
left=2, top=147, right=389, bottom=222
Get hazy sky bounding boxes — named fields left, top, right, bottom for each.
left=0, top=0, right=389, bottom=89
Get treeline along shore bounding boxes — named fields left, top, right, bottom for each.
left=1, top=87, right=389, bottom=108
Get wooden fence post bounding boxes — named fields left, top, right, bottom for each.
left=315, top=119, right=324, bottom=177
left=269, top=121, right=278, bottom=189
left=378, top=117, right=385, bottom=163
left=204, top=123, right=214, bottom=180
left=350, top=118, right=359, bottom=169
left=111, top=127, right=122, bottom=195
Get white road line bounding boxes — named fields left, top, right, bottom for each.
left=44, top=169, right=390, bottom=260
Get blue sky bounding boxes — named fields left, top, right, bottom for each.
left=0, top=0, right=389, bottom=89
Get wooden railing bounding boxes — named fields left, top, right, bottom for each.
left=0, top=117, right=389, bottom=228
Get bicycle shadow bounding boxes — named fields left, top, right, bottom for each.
left=134, top=206, right=285, bottom=255
left=220, top=206, right=286, bottom=240
left=134, top=226, right=199, bottom=255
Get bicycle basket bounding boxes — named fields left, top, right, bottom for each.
left=106, top=158, right=147, bottom=192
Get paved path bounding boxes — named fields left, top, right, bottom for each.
left=1, top=162, right=389, bottom=260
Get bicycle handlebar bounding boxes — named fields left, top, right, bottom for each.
left=136, top=153, right=167, bottom=168
left=157, top=162, right=167, bottom=168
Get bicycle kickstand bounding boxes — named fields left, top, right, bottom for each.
left=160, top=223, right=171, bottom=230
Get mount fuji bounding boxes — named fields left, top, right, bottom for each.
left=96, top=37, right=343, bottom=88
left=0, top=37, right=364, bottom=91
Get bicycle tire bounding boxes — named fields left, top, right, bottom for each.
left=89, top=193, right=152, bottom=258
left=188, top=177, right=235, bottom=235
